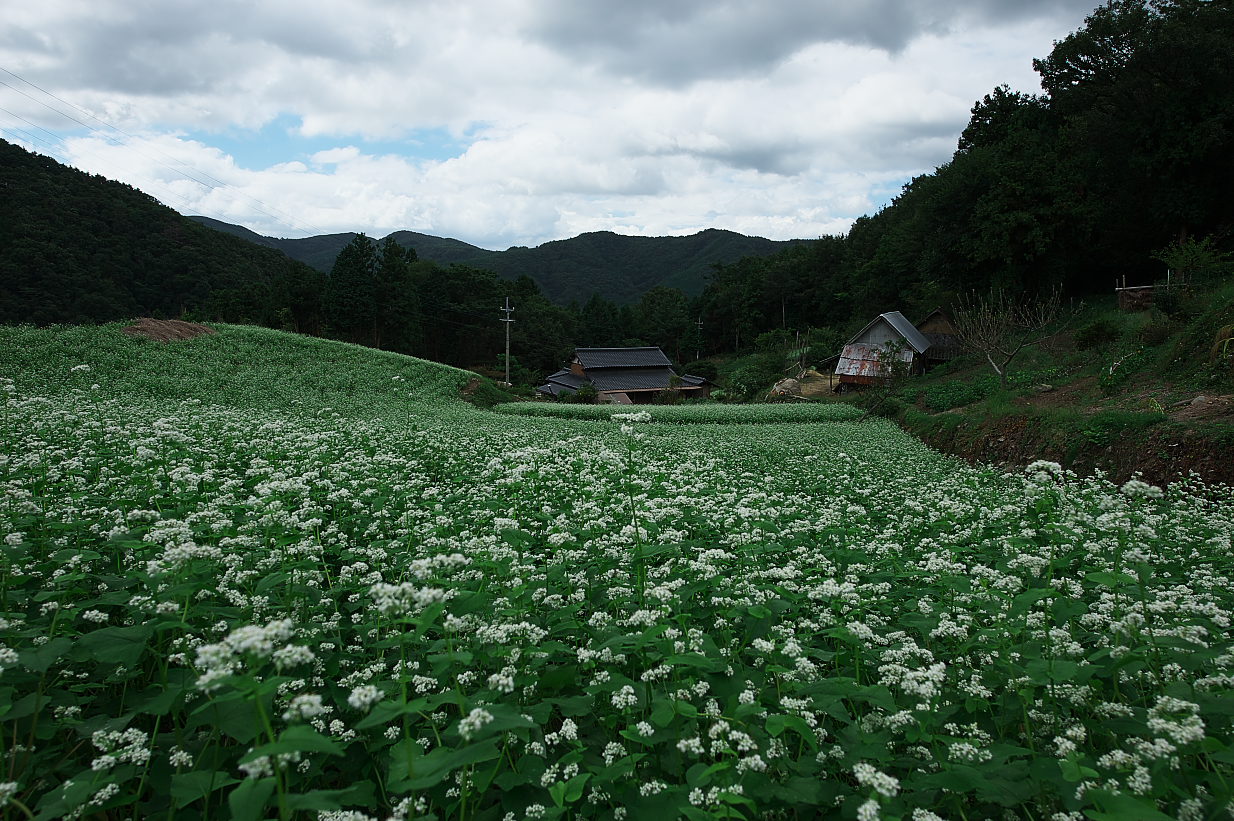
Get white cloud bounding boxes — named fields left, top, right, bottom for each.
left=0, top=0, right=1099, bottom=249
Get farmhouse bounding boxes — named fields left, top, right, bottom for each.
left=538, top=347, right=713, bottom=404
left=834, top=310, right=932, bottom=389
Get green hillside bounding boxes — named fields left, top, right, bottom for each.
left=0, top=141, right=325, bottom=331
left=3, top=322, right=1233, bottom=819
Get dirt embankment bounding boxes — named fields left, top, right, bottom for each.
left=122, top=318, right=216, bottom=341
left=903, top=390, right=1234, bottom=488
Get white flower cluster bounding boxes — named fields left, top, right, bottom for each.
left=853, top=762, right=900, bottom=798
left=368, top=581, right=449, bottom=616
left=347, top=685, right=383, bottom=712
left=193, top=618, right=297, bottom=691
left=1147, top=695, right=1205, bottom=745
left=90, top=728, right=150, bottom=772
left=610, top=684, right=637, bottom=710
left=282, top=693, right=329, bottom=722
left=1121, top=478, right=1164, bottom=500
left=0, top=645, right=18, bottom=675
left=458, top=707, right=494, bottom=741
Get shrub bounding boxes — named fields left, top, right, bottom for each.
left=1138, top=315, right=1176, bottom=346
left=1075, top=318, right=1121, bottom=351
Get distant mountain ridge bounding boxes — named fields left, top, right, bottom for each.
left=190, top=217, right=801, bottom=304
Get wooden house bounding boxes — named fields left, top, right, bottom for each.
left=538, top=347, right=713, bottom=404
left=917, top=308, right=963, bottom=365
left=834, top=311, right=932, bottom=389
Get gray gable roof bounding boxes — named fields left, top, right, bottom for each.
left=846, top=311, right=932, bottom=355
left=575, top=347, right=672, bottom=369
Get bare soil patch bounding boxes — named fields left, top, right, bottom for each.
left=121, top=318, right=217, bottom=342
left=1166, top=393, right=1234, bottom=423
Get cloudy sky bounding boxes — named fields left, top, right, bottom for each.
left=1, top=0, right=1097, bottom=250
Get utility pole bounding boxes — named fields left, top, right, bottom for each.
left=500, top=297, right=515, bottom=386
left=695, top=316, right=703, bottom=361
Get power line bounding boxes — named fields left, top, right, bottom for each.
left=0, top=106, right=213, bottom=215
left=0, top=66, right=328, bottom=237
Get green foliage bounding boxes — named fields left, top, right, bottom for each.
left=1098, top=348, right=1150, bottom=395
left=0, top=139, right=326, bottom=330
left=914, top=367, right=1065, bottom=412
left=574, top=384, right=599, bottom=404
left=1, top=323, right=1233, bottom=820
left=720, top=352, right=785, bottom=401
left=1152, top=235, right=1234, bottom=286
left=462, top=379, right=521, bottom=410
left=201, top=219, right=798, bottom=306
left=1074, top=318, right=1121, bottom=351
left=496, top=400, right=861, bottom=424
left=1076, top=408, right=1166, bottom=446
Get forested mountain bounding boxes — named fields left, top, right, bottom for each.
left=189, top=217, right=797, bottom=304
left=0, top=141, right=326, bottom=331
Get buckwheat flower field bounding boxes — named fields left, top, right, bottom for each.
left=2, top=324, right=1233, bottom=821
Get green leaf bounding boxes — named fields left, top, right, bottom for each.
left=241, top=724, right=345, bottom=763
left=1084, top=788, right=1175, bottom=820
left=765, top=714, right=818, bottom=749
left=228, top=777, right=276, bottom=821
left=686, top=762, right=728, bottom=786
left=285, top=782, right=377, bottom=811
left=20, top=637, right=73, bottom=672
left=1059, top=756, right=1098, bottom=783
left=189, top=693, right=264, bottom=744
left=170, top=771, right=240, bottom=809
left=73, top=622, right=155, bottom=666
left=390, top=740, right=501, bottom=791
left=354, top=696, right=429, bottom=730
left=650, top=698, right=675, bottom=727
left=1085, top=571, right=1138, bottom=589
left=549, top=694, right=594, bottom=717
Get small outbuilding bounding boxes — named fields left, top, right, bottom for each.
left=834, top=311, right=932, bottom=388
left=538, top=347, right=713, bottom=404
left=917, top=308, right=963, bottom=365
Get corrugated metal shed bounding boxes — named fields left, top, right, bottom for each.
left=835, top=343, right=915, bottom=379
left=574, top=347, right=672, bottom=369
left=847, top=311, right=932, bottom=355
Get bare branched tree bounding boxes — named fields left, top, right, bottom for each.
left=858, top=339, right=911, bottom=421
left=952, top=287, right=1068, bottom=389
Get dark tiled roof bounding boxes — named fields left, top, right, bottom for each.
left=575, top=347, right=672, bottom=369
left=679, top=374, right=712, bottom=387
left=545, top=369, right=588, bottom=389
left=590, top=367, right=679, bottom=392
left=537, top=382, right=577, bottom=396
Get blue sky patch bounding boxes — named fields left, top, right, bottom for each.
left=194, top=114, right=473, bottom=169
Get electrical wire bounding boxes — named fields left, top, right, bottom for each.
left=0, top=66, right=327, bottom=237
